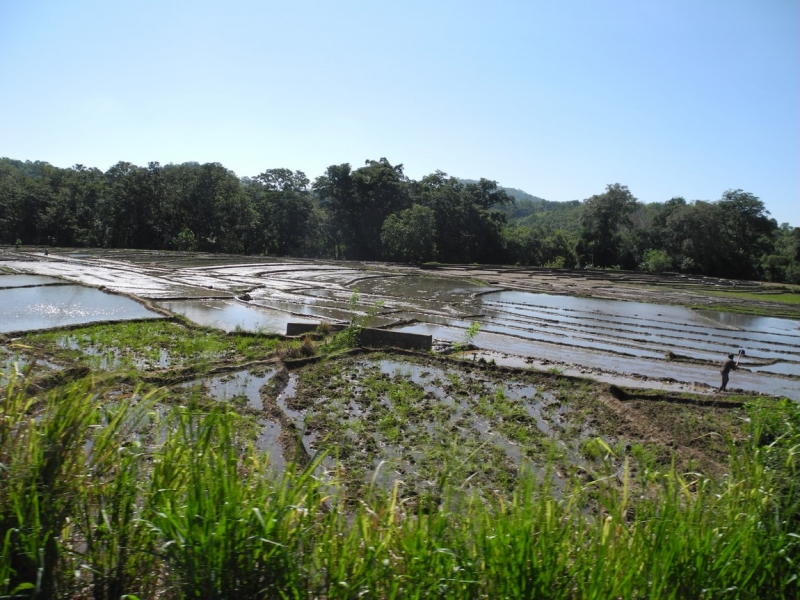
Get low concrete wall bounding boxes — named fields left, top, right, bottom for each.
left=358, top=327, right=432, bottom=351
left=285, top=323, right=432, bottom=351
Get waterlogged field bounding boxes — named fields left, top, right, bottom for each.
left=1, top=248, right=799, bottom=598
left=17, top=320, right=282, bottom=372
left=2, top=321, right=798, bottom=598
left=3, top=248, right=798, bottom=399
left=264, top=353, right=744, bottom=504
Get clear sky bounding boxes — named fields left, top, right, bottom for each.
left=1, top=0, right=797, bottom=225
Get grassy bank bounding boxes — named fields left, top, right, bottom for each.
left=2, top=375, right=798, bottom=599
left=21, top=321, right=283, bottom=372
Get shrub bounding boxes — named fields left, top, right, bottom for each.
left=639, top=248, right=673, bottom=273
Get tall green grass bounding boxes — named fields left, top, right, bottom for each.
left=1, top=374, right=797, bottom=598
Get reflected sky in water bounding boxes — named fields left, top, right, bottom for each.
left=160, top=299, right=315, bottom=333
left=0, top=282, right=162, bottom=333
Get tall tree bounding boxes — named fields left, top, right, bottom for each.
left=717, top=189, right=776, bottom=279
left=664, top=200, right=732, bottom=275
left=578, top=183, right=638, bottom=267
left=381, top=204, right=437, bottom=263
left=253, top=169, right=313, bottom=256
left=412, top=172, right=512, bottom=263
left=314, top=158, right=409, bottom=259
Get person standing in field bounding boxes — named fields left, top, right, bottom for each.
left=719, top=353, right=737, bottom=391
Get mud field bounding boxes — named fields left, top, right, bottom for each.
left=2, top=247, right=798, bottom=398
left=1, top=247, right=795, bottom=499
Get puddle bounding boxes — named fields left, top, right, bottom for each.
left=472, top=418, right=525, bottom=465
left=182, top=369, right=279, bottom=409
left=55, top=332, right=202, bottom=371
left=276, top=373, right=304, bottom=424
left=0, top=350, right=63, bottom=376
left=376, top=359, right=447, bottom=398
left=160, top=299, right=316, bottom=333
left=255, top=418, right=286, bottom=472
left=0, top=285, right=163, bottom=333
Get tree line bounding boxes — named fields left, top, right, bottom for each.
left=1, top=157, right=798, bottom=282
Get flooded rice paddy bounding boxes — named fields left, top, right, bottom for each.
left=256, top=353, right=738, bottom=499
left=2, top=248, right=794, bottom=499
left=182, top=367, right=279, bottom=410
left=160, top=299, right=316, bottom=332
left=0, top=274, right=163, bottom=333
left=2, top=249, right=798, bottom=399
left=179, top=368, right=286, bottom=471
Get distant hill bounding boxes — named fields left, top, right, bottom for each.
left=459, top=178, right=582, bottom=232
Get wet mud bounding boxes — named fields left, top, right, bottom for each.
left=2, top=249, right=798, bottom=401
left=253, top=351, right=747, bottom=502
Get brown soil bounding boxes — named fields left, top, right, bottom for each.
left=411, top=263, right=800, bottom=318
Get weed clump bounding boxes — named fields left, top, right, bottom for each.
left=276, top=343, right=301, bottom=360
left=276, top=337, right=316, bottom=360
left=300, top=336, right=316, bottom=357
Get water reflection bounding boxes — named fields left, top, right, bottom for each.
left=0, top=284, right=162, bottom=333
left=160, top=299, right=316, bottom=333
left=182, top=369, right=279, bottom=410
left=695, top=309, right=800, bottom=335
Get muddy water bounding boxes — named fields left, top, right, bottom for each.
left=695, top=309, right=800, bottom=334
left=180, top=369, right=286, bottom=470
left=279, top=356, right=607, bottom=496
left=476, top=291, right=800, bottom=378
left=7, top=254, right=798, bottom=398
left=396, top=323, right=800, bottom=399
left=356, top=275, right=494, bottom=302
left=483, top=299, right=799, bottom=351
left=182, top=369, right=279, bottom=409
left=0, top=283, right=163, bottom=333
left=159, top=299, right=316, bottom=333
left=1, top=349, right=63, bottom=376
left=249, top=297, right=355, bottom=323
left=255, top=418, right=285, bottom=471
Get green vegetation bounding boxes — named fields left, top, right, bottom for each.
left=261, top=353, right=750, bottom=502
left=322, top=290, right=385, bottom=353
left=453, top=321, right=480, bottom=352
left=5, top=156, right=795, bottom=282
left=2, top=307, right=798, bottom=598
left=639, top=248, right=673, bottom=273
left=21, top=321, right=281, bottom=372
left=702, top=289, right=800, bottom=305
left=380, top=204, right=437, bottom=263
left=1, top=371, right=798, bottom=599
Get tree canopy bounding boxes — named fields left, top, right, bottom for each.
left=1, top=156, right=797, bottom=283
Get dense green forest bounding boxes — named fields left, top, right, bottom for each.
left=1, top=157, right=798, bottom=282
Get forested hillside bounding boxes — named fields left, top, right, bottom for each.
left=1, top=157, right=798, bottom=282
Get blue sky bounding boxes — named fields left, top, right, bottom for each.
left=1, top=0, right=797, bottom=225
